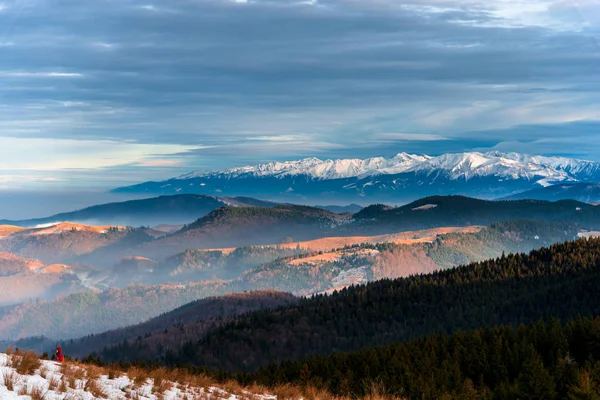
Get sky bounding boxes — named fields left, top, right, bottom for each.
left=0, top=0, right=599, bottom=190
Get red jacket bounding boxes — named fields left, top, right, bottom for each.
left=56, top=346, right=64, bottom=362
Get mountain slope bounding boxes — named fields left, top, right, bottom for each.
left=83, top=196, right=600, bottom=267
left=0, top=280, right=234, bottom=340
left=1, top=219, right=575, bottom=342
left=157, top=237, right=600, bottom=372
left=121, top=205, right=346, bottom=261
left=503, top=182, right=600, bottom=202
left=247, top=316, right=600, bottom=399
left=0, top=352, right=286, bottom=400
left=65, top=291, right=297, bottom=359
left=349, top=195, right=600, bottom=234
left=0, top=224, right=153, bottom=265
left=0, top=252, right=85, bottom=306
left=1, top=196, right=598, bottom=271
left=112, top=152, right=600, bottom=201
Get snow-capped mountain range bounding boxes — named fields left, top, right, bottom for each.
left=113, top=152, right=600, bottom=202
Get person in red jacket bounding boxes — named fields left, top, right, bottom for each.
left=55, top=346, right=64, bottom=362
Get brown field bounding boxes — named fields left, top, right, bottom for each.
left=289, top=252, right=342, bottom=265
left=0, top=225, right=26, bottom=238
left=180, top=226, right=484, bottom=261
left=38, top=264, right=72, bottom=274
left=0, top=251, right=44, bottom=271
left=22, top=222, right=126, bottom=236
left=280, top=226, right=484, bottom=252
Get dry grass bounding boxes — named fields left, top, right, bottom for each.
left=48, top=375, right=61, bottom=391
left=108, top=366, right=121, bottom=380
left=127, top=366, right=150, bottom=387
left=39, top=365, right=50, bottom=379
left=37, top=360, right=406, bottom=400
left=86, top=364, right=103, bottom=380
left=11, top=351, right=41, bottom=375
left=4, top=346, right=14, bottom=356
left=84, top=378, right=107, bottom=398
left=2, top=370, right=17, bottom=391
left=60, top=362, right=85, bottom=388
left=28, top=384, right=49, bottom=400
left=59, top=378, right=69, bottom=393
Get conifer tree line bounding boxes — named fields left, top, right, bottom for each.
left=242, top=316, right=600, bottom=399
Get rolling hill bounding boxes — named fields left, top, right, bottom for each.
left=350, top=195, right=600, bottom=234
left=1, top=196, right=599, bottom=271
left=0, top=194, right=280, bottom=228
left=0, top=252, right=84, bottom=306
left=0, top=223, right=152, bottom=265
left=0, top=218, right=574, bottom=341
left=65, top=291, right=297, bottom=359
left=67, top=196, right=600, bottom=269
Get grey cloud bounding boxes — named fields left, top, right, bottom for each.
left=0, top=0, right=598, bottom=186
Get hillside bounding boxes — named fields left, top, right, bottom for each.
left=246, top=316, right=600, bottom=399
left=0, top=280, right=235, bottom=340
left=71, top=196, right=600, bottom=269
left=0, top=253, right=84, bottom=306
left=0, top=352, right=290, bottom=400
left=0, top=252, right=44, bottom=276
left=0, top=196, right=598, bottom=271
left=504, top=182, right=600, bottom=202
left=150, top=237, right=600, bottom=372
left=0, top=224, right=153, bottom=265
left=315, top=204, right=363, bottom=213
left=112, top=152, right=600, bottom=202
left=0, top=219, right=579, bottom=341
left=0, top=226, right=25, bottom=238
left=65, top=291, right=297, bottom=359
left=0, top=194, right=280, bottom=228
left=125, top=205, right=346, bottom=261
left=350, top=195, right=600, bottom=235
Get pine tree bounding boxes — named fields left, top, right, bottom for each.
left=567, top=369, right=600, bottom=400
left=517, top=347, right=557, bottom=400
left=457, top=378, right=478, bottom=400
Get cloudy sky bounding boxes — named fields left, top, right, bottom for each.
left=0, top=0, right=599, bottom=189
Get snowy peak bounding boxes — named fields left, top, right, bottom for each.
left=176, top=151, right=600, bottom=184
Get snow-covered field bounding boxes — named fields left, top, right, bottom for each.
left=0, top=353, right=278, bottom=400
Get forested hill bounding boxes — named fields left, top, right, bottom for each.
left=147, top=237, right=600, bottom=372
left=247, top=316, right=600, bottom=399
left=351, top=196, right=600, bottom=234
left=64, top=291, right=297, bottom=358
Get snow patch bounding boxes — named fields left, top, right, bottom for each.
left=331, top=266, right=369, bottom=288
left=0, top=353, right=280, bottom=400
left=412, top=204, right=438, bottom=211
left=174, top=151, right=599, bottom=185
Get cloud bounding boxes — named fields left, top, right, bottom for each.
left=0, top=0, right=597, bottom=188
left=0, top=71, right=84, bottom=78
left=371, top=133, right=450, bottom=141
left=0, top=137, right=200, bottom=171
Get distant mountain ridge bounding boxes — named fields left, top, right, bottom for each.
left=0, top=194, right=279, bottom=228
left=112, top=151, right=600, bottom=201
left=503, top=182, right=600, bottom=202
